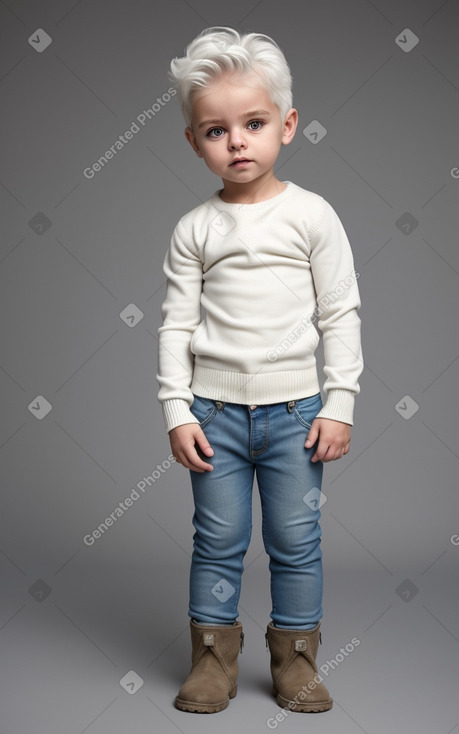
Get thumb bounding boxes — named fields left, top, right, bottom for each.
left=305, top=422, right=319, bottom=448
left=195, top=428, right=214, bottom=456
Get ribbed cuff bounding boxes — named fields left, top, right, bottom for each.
left=316, top=389, right=356, bottom=425
left=162, top=399, right=199, bottom=433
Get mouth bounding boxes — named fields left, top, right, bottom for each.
left=230, top=158, right=252, bottom=167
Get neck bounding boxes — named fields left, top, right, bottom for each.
left=219, top=172, right=286, bottom=204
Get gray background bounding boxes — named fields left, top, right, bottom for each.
left=1, top=0, right=458, bottom=732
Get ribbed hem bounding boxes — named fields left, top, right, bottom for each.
left=316, top=389, right=356, bottom=425
left=162, top=399, right=199, bottom=434
left=191, top=365, right=321, bottom=405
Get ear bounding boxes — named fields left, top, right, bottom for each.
left=185, top=127, right=203, bottom=158
left=281, top=108, right=298, bottom=146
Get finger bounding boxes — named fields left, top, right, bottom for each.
left=182, top=443, right=214, bottom=473
left=195, top=429, right=214, bottom=458
left=305, top=424, right=318, bottom=449
left=176, top=456, right=208, bottom=473
left=326, top=445, right=348, bottom=462
left=310, top=441, right=325, bottom=463
left=335, top=442, right=351, bottom=460
left=311, top=439, right=334, bottom=463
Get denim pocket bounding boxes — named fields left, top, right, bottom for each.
left=292, top=393, right=323, bottom=429
left=190, top=395, right=218, bottom=429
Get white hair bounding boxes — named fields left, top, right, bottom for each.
left=169, top=26, right=293, bottom=127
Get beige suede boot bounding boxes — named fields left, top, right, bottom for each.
left=265, top=622, right=333, bottom=712
left=175, top=619, right=244, bottom=713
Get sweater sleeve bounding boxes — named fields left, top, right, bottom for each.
left=156, top=220, right=203, bottom=433
left=308, top=199, right=364, bottom=425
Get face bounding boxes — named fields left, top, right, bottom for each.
left=185, top=72, right=297, bottom=191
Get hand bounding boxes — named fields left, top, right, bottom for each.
left=305, top=417, right=351, bottom=463
left=169, top=423, right=214, bottom=473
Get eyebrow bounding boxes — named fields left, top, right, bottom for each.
left=197, top=110, right=271, bottom=129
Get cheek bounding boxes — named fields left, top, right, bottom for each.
left=262, top=133, right=283, bottom=155
left=200, top=146, right=226, bottom=172
left=203, top=143, right=225, bottom=161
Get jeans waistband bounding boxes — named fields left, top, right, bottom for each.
left=208, top=394, right=321, bottom=413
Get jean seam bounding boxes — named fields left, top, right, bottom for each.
left=199, top=408, right=217, bottom=429
left=292, top=409, right=313, bottom=429
left=249, top=408, right=270, bottom=458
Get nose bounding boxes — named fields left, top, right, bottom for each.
left=227, top=127, right=247, bottom=150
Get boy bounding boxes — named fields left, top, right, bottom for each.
left=157, top=26, right=363, bottom=713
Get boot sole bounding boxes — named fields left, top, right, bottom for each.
left=175, top=685, right=237, bottom=713
left=273, top=685, right=333, bottom=713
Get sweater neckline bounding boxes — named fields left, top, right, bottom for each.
left=212, top=181, right=292, bottom=210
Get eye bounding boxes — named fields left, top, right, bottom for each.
left=248, top=120, right=263, bottom=131
left=207, top=127, right=225, bottom=138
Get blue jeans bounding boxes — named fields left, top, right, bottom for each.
left=188, top=392, right=325, bottom=630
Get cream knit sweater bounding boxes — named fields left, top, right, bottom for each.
left=157, top=181, right=363, bottom=433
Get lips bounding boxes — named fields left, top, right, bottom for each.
left=230, top=158, right=252, bottom=166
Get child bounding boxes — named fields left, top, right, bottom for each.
left=157, top=26, right=363, bottom=714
